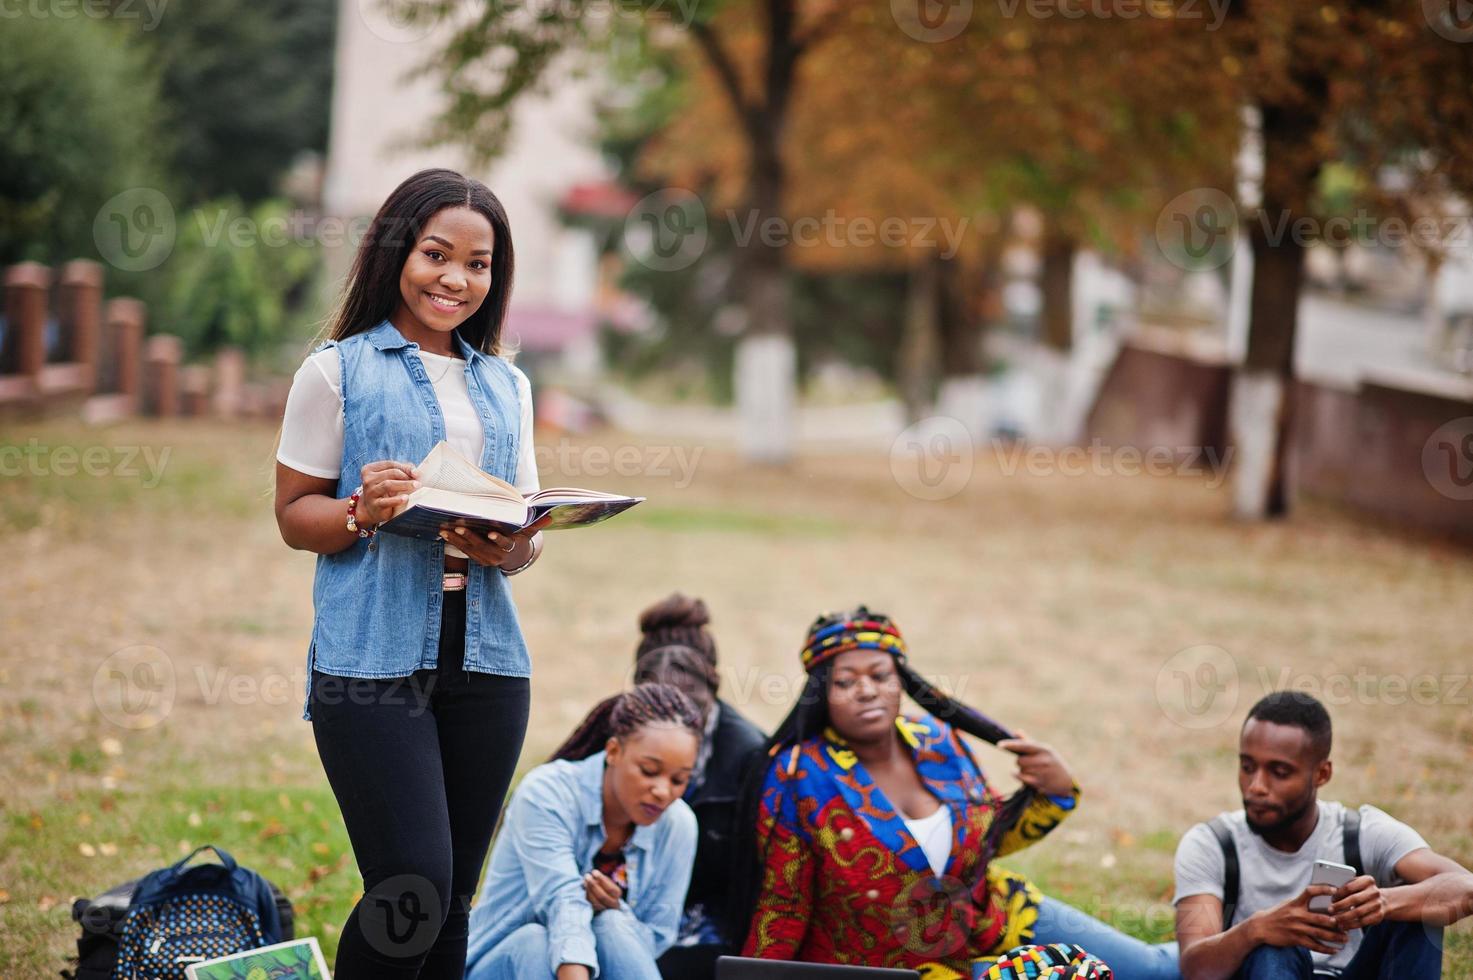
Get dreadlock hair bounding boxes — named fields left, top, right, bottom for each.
left=730, top=605, right=1036, bottom=938
left=632, top=593, right=721, bottom=697
left=549, top=682, right=706, bottom=764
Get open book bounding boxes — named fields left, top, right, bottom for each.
left=378, top=442, right=644, bottom=541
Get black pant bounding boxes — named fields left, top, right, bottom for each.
left=310, top=590, right=531, bottom=980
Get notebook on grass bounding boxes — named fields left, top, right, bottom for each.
left=184, top=938, right=330, bottom=979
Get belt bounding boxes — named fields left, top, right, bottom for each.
left=442, top=572, right=468, bottom=592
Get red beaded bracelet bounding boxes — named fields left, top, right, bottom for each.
left=346, top=485, right=376, bottom=538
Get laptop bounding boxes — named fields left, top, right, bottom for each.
left=716, top=956, right=920, bottom=979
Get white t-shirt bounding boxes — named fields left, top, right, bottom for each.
left=277, top=346, right=538, bottom=558
left=903, top=804, right=954, bottom=876
left=1173, top=801, right=1428, bottom=971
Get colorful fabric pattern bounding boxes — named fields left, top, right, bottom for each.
left=592, top=848, right=630, bottom=896
left=799, top=618, right=908, bottom=673
left=974, top=942, right=1113, bottom=979
left=742, top=714, right=1079, bottom=976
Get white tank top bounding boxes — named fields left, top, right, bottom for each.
left=903, top=804, right=954, bottom=875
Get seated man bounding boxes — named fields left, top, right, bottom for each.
left=1173, top=691, right=1473, bottom=979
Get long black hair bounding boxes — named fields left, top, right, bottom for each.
left=729, top=605, right=1035, bottom=940
left=549, top=682, right=705, bottom=763
left=328, top=168, right=515, bottom=355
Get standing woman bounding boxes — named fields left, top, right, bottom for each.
left=273, top=168, right=545, bottom=979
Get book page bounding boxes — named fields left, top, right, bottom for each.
left=527, top=487, right=632, bottom=504
left=417, top=443, right=518, bottom=499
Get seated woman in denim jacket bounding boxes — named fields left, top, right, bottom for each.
left=464, top=684, right=702, bottom=980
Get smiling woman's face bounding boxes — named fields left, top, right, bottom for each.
left=826, top=648, right=903, bottom=744
left=394, top=206, right=494, bottom=339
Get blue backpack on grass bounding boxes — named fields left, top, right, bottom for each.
left=112, top=845, right=284, bottom=980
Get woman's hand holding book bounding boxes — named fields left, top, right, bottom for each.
left=438, top=525, right=535, bottom=570
left=355, top=459, right=422, bottom=525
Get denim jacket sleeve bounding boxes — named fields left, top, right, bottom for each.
left=508, top=769, right=600, bottom=975
left=626, top=800, right=698, bottom=957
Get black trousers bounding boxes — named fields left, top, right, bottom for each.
left=310, top=590, right=531, bottom=980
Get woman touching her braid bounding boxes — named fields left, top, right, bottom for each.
left=273, top=168, right=544, bottom=980
left=736, top=606, right=1180, bottom=980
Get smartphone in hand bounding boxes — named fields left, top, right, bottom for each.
left=1307, top=859, right=1357, bottom=912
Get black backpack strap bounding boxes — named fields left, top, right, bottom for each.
left=1343, top=806, right=1364, bottom=878
left=1208, top=815, right=1239, bottom=932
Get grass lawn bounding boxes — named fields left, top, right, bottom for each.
left=2, top=418, right=1471, bottom=976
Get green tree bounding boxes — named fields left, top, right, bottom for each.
left=1207, top=1, right=1473, bottom=518
left=164, top=199, right=321, bottom=358
left=124, top=0, right=337, bottom=204
left=414, top=0, right=846, bottom=461
left=0, top=16, right=169, bottom=266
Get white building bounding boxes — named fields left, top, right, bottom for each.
left=322, top=0, right=611, bottom=382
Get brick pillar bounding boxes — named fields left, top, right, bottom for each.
left=213, top=346, right=246, bottom=419
left=102, top=298, right=146, bottom=402
left=180, top=364, right=212, bottom=416
left=143, top=334, right=183, bottom=417
left=3, top=262, right=51, bottom=384
left=57, top=260, right=104, bottom=389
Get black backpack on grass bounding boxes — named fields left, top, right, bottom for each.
left=63, top=846, right=293, bottom=980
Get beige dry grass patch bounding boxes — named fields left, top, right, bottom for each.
left=2, top=418, right=1470, bottom=973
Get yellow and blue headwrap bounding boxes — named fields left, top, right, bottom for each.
left=799, top=611, right=907, bottom=673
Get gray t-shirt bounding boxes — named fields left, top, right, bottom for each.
left=1173, top=801, right=1428, bottom=972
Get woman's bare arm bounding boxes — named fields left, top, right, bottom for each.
left=274, top=460, right=417, bottom=554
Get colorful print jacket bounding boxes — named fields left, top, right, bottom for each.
left=742, top=714, right=1080, bottom=979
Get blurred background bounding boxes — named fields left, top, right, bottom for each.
left=3, top=0, right=1473, bottom=975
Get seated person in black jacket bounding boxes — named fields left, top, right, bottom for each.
left=630, top=594, right=768, bottom=980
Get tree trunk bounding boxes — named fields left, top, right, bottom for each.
left=1231, top=97, right=1320, bottom=520
left=695, top=1, right=805, bottom=462
left=936, top=246, right=996, bottom=441
left=898, top=255, right=942, bottom=424
left=938, top=250, right=986, bottom=378
left=1040, top=225, right=1076, bottom=352
left=733, top=139, right=796, bottom=461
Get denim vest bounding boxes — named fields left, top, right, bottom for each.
left=300, top=319, right=529, bottom=721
